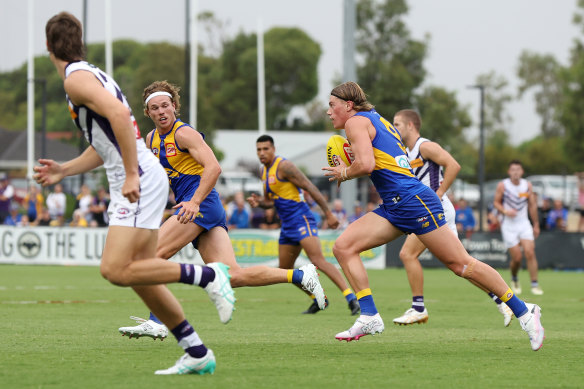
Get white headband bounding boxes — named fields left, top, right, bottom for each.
left=145, top=91, right=172, bottom=106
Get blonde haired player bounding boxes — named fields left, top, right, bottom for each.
left=323, top=81, right=543, bottom=350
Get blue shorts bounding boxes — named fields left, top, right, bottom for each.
left=279, top=212, right=319, bottom=245
left=373, top=186, right=446, bottom=235
left=173, top=191, right=227, bottom=249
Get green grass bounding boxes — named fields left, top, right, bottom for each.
left=1, top=265, right=582, bottom=389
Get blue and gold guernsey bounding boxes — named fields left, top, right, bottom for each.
left=262, top=156, right=318, bottom=245
left=356, top=110, right=446, bottom=234
left=149, top=119, right=226, bottom=232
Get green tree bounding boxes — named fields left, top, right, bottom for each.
left=517, top=50, right=564, bottom=138
left=356, top=0, right=428, bottom=115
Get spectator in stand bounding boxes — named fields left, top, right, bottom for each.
left=4, top=205, right=23, bottom=226
left=34, top=207, right=53, bottom=226
left=23, top=184, right=45, bottom=223
left=76, top=184, right=94, bottom=222
left=348, top=202, right=365, bottom=224
left=89, top=186, right=110, bottom=227
left=455, top=199, right=476, bottom=238
left=259, top=207, right=280, bottom=230
left=0, top=173, right=15, bottom=223
left=537, top=196, right=552, bottom=231
left=69, top=209, right=88, bottom=227
left=577, top=172, right=584, bottom=233
left=330, top=198, right=348, bottom=229
left=546, top=199, right=568, bottom=231
left=46, top=183, right=67, bottom=224
left=227, top=192, right=250, bottom=229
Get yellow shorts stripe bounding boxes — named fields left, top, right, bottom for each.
left=302, top=215, right=313, bottom=236
left=415, top=194, right=439, bottom=228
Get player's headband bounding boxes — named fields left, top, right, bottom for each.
left=145, top=91, right=172, bottom=106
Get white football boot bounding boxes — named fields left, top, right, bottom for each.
left=205, top=263, right=236, bottom=324
left=519, top=303, right=545, bottom=351
left=118, top=316, right=168, bottom=340
left=393, top=308, right=429, bottom=325
left=335, top=313, right=385, bottom=341
left=299, top=264, right=327, bottom=310
left=155, top=350, right=216, bottom=375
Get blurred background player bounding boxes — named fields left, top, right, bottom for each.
left=118, top=81, right=326, bottom=339
left=39, top=12, right=235, bottom=375
left=323, top=81, right=543, bottom=351
left=493, top=160, right=543, bottom=295
left=248, top=135, right=360, bottom=315
left=392, top=109, right=513, bottom=327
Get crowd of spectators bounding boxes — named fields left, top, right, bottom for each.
left=3, top=170, right=583, bottom=234
left=0, top=174, right=111, bottom=228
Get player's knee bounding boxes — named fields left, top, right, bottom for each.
left=457, top=259, right=478, bottom=279
left=399, top=249, right=415, bottom=264
left=100, top=262, right=130, bottom=286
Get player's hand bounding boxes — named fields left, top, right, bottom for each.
left=174, top=200, right=200, bottom=224
left=504, top=208, right=517, bottom=217
left=533, top=224, right=540, bottom=239
left=247, top=193, right=260, bottom=208
left=326, top=212, right=339, bottom=230
left=122, top=174, right=140, bottom=203
left=322, top=159, right=347, bottom=188
left=33, top=159, right=65, bottom=186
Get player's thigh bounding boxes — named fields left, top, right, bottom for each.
left=101, top=226, right=158, bottom=270
left=334, top=211, right=402, bottom=254
left=279, top=244, right=302, bottom=268
left=417, top=225, right=472, bottom=269
left=399, top=233, right=427, bottom=261
left=157, top=215, right=206, bottom=259
left=197, top=226, right=240, bottom=270
left=299, top=235, right=326, bottom=261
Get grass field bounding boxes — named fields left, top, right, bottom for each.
left=1, top=265, right=583, bottom=389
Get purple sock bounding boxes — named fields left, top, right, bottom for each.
left=170, top=320, right=208, bottom=359
left=179, top=264, right=215, bottom=287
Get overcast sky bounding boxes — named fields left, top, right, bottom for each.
left=0, top=0, right=579, bottom=144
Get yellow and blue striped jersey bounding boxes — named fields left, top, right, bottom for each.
left=355, top=110, right=425, bottom=205
left=261, top=156, right=311, bottom=223
left=149, top=119, right=209, bottom=203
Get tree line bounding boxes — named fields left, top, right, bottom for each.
left=0, top=0, right=583, bottom=177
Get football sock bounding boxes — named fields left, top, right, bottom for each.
left=531, top=280, right=539, bottom=287
left=179, top=264, right=215, bottom=287
left=412, top=295, right=425, bottom=312
left=171, top=320, right=207, bottom=359
left=356, top=288, right=378, bottom=316
left=343, top=288, right=357, bottom=303
left=499, top=288, right=528, bottom=317
left=149, top=312, right=163, bottom=324
left=511, top=275, right=519, bottom=282
left=288, top=269, right=304, bottom=284
left=488, top=292, right=503, bottom=304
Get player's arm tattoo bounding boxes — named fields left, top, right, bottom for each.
left=280, top=160, right=331, bottom=214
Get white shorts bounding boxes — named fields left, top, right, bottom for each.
left=501, top=219, right=534, bottom=248
left=442, top=196, right=458, bottom=235
left=107, top=164, right=169, bottom=229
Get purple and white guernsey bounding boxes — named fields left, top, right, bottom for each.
left=64, top=61, right=160, bottom=190
left=407, top=137, right=445, bottom=200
